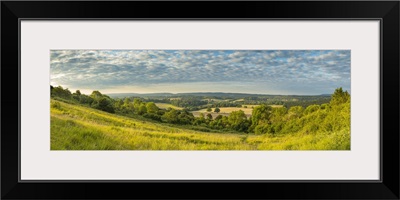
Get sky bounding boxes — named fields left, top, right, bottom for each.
left=50, top=50, right=350, bottom=95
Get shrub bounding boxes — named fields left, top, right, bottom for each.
left=51, top=101, right=61, bottom=109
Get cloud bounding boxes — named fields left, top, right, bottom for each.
left=50, top=50, right=351, bottom=94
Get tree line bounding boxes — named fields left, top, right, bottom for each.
left=141, top=94, right=331, bottom=111
left=51, top=85, right=350, bottom=135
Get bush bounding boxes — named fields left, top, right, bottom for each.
left=143, top=113, right=161, bottom=121
left=91, top=97, right=115, bottom=113
left=51, top=101, right=61, bottom=109
left=254, top=124, right=275, bottom=135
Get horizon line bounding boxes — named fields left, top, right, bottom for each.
left=104, top=91, right=335, bottom=96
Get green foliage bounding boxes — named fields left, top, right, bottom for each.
left=330, top=87, right=350, bottom=105
left=138, top=104, right=147, bottom=115
left=143, top=113, right=161, bottom=121
left=254, top=124, right=272, bottom=135
left=51, top=85, right=72, bottom=99
left=169, top=97, right=208, bottom=108
left=304, top=104, right=320, bottom=115
left=228, top=110, right=250, bottom=132
left=79, top=95, right=94, bottom=105
left=288, top=106, right=304, bottom=120
left=251, top=104, right=272, bottom=130
left=91, top=97, right=115, bottom=113
left=320, top=103, right=329, bottom=110
left=193, top=112, right=206, bottom=125
left=178, top=110, right=195, bottom=125
left=161, top=109, right=179, bottom=124
left=207, top=107, right=212, bottom=112
left=146, top=102, right=159, bottom=114
left=161, top=108, right=194, bottom=125
left=133, top=98, right=143, bottom=112
left=214, top=107, right=220, bottom=113
left=90, top=91, right=103, bottom=99
left=270, top=107, right=287, bottom=122
left=114, top=99, right=124, bottom=110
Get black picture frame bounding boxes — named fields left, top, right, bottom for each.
left=2, top=1, right=399, bottom=199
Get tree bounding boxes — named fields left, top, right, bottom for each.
left=161, top=109, right=179, bottom=124
left=304, top=104, right=320, bottom=115
left=78, top=94, right=94, bottom=105
left=270, top=107, right=287, bottom=123
left=90, top=91, right=103, bottom=99
left=133, top=98, right=142, bottom=111
left=207, top=107, right=212, bottom=112
left=206, top=113, right=213, bottom=120
left=92, top=97, right=114, bottom=113
left=288, top=106, right=303, bottom=119
left=214, top=107, right=220, bottom=113
left=72, top=90, right=82, bottom=102
left=123, top=98, right=130, bottom=106
left=330, top=87, right=350, bottom=106
left=193, top=113, right=206, bottom=125
left=115, top=99, right=124, bottom=110
left=146, top=102, right=159, bottom=114
left=138, top=103, right=147, bottom=115
left=51, top=86, right=72, bottom=99
left=228, top=110, right=250, bottom=132
left=254, top=124, right=271, bottom=135
left=177, top=110, right=195, bottom=125
left=250, top=104, right=272, bottom=131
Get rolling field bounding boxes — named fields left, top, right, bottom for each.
left=155, top=103, right=183, bottom=110
left=51, top=99, right=350, bottom=150
left=193, top=105, right=284, bottom=117
left=191, top=106, right=253, bottom=118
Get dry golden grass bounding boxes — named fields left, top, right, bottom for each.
left=155, top=103, right=184, bottom=110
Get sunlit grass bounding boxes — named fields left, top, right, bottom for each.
left=155, top=103, right=184, bottom=110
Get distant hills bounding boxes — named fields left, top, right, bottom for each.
left=106, top=92, right=333, bottom=98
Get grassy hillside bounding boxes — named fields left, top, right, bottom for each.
left=51, top=99, right=350, bottom=150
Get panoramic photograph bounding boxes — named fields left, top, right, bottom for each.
left=50, top=50, right=351, bottom=150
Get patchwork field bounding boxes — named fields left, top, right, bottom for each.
left=193, top=105, right=284, bottom=118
